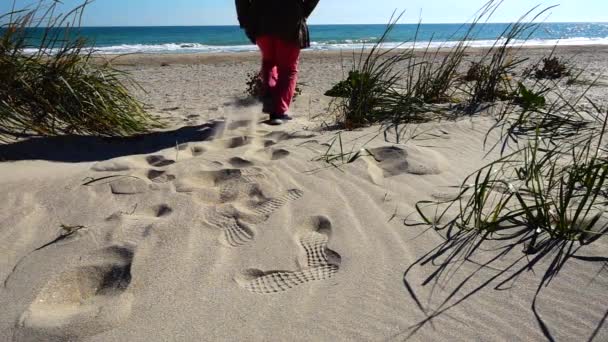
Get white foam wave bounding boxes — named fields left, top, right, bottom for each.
left=23, top=42, right=256, bottom=54
left=310, top=37, right=608, bottom=51
left=22, top=37, right=608, bottom=55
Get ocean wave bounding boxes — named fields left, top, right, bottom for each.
left=310, top=37, right=608, bottom=50
left=22, top=37, right=608, bottom=55
left=23, top=43, right=256, bottom=54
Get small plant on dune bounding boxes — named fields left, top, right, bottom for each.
left=463, top=62, right=491, bottom=82
left=0, top=1, right=157, bottom=141
left=512, top=82, right=546, bottom=111
left=244, top=71, right=265, bottom=99
left=533, top=56, right=570, bottom=80
left=245, top=70, right=302, bottom=102
left=325, top=70, right=368, bottom=98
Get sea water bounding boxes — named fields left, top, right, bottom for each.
left=17, top=23, right=608, bottom=54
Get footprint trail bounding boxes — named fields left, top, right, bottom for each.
left=236, top=216, right=341, bottom=293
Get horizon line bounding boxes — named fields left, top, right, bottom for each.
left=23, top=21, right=608, bottom=28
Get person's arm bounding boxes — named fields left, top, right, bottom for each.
left=235, top=0, right=251, bottom=28
left=302, top=0, right=319, bottom=19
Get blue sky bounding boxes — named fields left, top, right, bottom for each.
left=2, top=0, right=607, bottom=26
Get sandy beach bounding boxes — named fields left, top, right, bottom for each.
left=1, top=45, right=607, bottom=341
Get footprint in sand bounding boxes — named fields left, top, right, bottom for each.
left=205, top=189, right=304, bottom=247
left=174, top=168, right=266, bottom=198
left=147, top=169, right=177, bottom=184
left=216, top=168, right=278, bottom=203
left=227, top=119, right=252, bottom=131
left=263, top=131, right=316, bottom=143
left=365, top=146, right=446, bottom=185
left=235, top=216, right=341, bottom=293
left=228, top=157, right=254, bottom=168
left=110, top=177, right=150, bottom=195
left=108, top=203, right=174, bottom=222
left=146, top=155, right=176, bottom=167
left=249, top=147, right=290, bottom=161
left=224, top=136, right=252, bottom=149
left=91, top=159, right=134, bottom=172
left=105, top=204, right=174, bottom=244
left=17, top=246, right=135, bottom=340
left=190, top=145, right=206, bottom=157
left=270, top=148, right=290, bottom=160
left=144, top=204, right=174, bottom=218
left=261, top=139, right=276, bottom=147
left=258, top=148, right=290, bottom=161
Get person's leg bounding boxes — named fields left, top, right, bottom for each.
left=274, top=39, right=301, bottom=116
left=269, top=66, right=278, bottom=89
left=256, top=36, right=277, bottom=98
left=264, top=66, right=278, bottom=114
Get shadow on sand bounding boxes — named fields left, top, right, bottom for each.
left=397, top=224, right=608, bottom=341
left=0, top=122, right=222, bottom=163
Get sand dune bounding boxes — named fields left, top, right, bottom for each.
left=1, top=48, right=607, bottom=341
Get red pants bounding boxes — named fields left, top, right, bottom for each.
left=256, top=36, right=300, bottom=115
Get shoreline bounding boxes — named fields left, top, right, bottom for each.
left=97, top=44, right=608, bottom=66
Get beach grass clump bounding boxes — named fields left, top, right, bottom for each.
left=465, top=51, right=520, bottom=104
left=0, top=1, right=157, bottom=141
left=403, top=37, right=466, bottom=104
left=324, top=1, right=555, bottom=130
left=517, top=147, right=608, bottom=245
left=406, top=1, right=506, bottom=104
left=413, top=32, right=608, bottom=253
left=464, top=6, right=556, bottom=106
left=417, top=133, right=608, bottom=253
left=325, top=68, right=402, bottom=128
left=416, top=85, right=608, bottom=253
left=325, top=1, right=505, bottom=131
left=488, top=63, right=599, bottom=154
left=405, top=113, right=608, bottom=337
left=324, top=12, right=427, bottom=129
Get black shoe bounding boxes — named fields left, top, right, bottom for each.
left=273, top=114, right=293, bottom=121
left=266, top=115, right=285, bottom=126
left=267, top=113, right=291, bottom=126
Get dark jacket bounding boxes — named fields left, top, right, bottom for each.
left=236, top=0, right=319, bottom=49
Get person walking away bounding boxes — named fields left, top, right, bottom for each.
left=236, top=0, right=320, bottom=125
